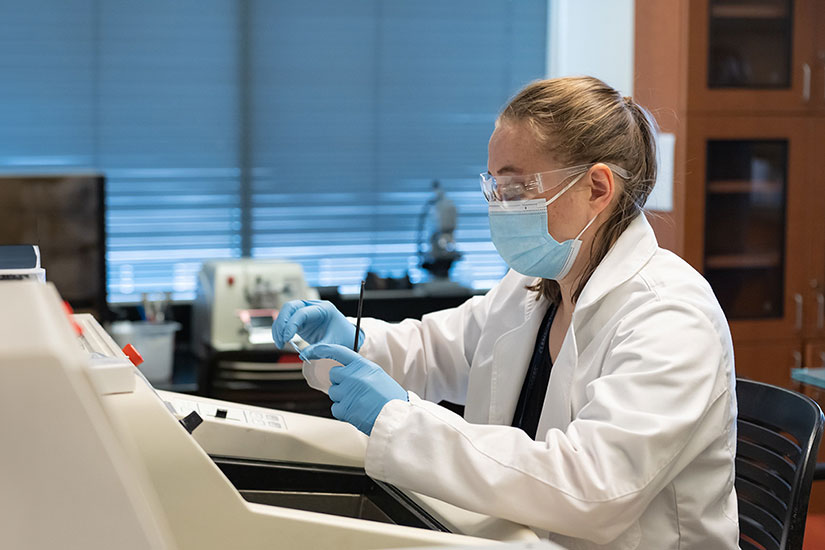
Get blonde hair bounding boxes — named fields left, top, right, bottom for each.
left=497, top=76, right=659, bottom=303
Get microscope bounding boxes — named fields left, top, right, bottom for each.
left=416, top=181, right=469, bottom=296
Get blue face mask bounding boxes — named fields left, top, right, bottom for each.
left=488, top=173, right=596, bottom=280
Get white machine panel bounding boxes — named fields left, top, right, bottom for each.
left=0, top=282, right=174, bottom=550
left=166, top=397, right=286, bottom=430
left=157, top=391, right=541, bottom=542
left=1, top=280, right=546, bottom=549
left=74, top=312, right=137, bottom=394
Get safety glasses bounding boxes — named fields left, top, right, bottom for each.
left=479, top=163, right=631, bottom=208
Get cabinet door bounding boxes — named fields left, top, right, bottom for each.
left=813, top=0, right=825, bottom=111
left=734, top=339, right=802, bottom=387
left=804, top=340, right=825, bottom=369
left=685, top=116, right=807, bottom=342
left=687, top=0, right=816, bottom=112
left=805, top=118, right=825, bottom=338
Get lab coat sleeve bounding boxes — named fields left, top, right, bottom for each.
left=355, top=272, right=519, bottom=404
left=364, top=300, right=733, bottom=544
left=355, top=297, right=487, bottom=404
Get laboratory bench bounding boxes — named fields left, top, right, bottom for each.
left=322, top=287, right=476, bottom=323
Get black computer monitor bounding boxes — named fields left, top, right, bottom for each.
left=0, top=174, right=107, bottom=320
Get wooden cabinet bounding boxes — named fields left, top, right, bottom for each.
left=735, top=339, right=802, bottom=387
left=635, top=0, right=825, bottom=385
left=686, top=0, right=821, bottom=113
left=684, top=116, right=810, bottom=344
left=804, top=340, right=825, bottom=370
left=806, top=117, right=825, bottom=341
left=811, top=0, right=825, bottom=111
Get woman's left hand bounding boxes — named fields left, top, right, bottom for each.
left=299, top=343, right=408, bottom=435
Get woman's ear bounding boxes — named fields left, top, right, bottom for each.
left=588, top=163, right=616, bottom=213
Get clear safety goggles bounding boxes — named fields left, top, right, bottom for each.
left=480, top=163, right=631, bottom=209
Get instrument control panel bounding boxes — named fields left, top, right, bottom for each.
left=166, top=397, right=287, bottom=431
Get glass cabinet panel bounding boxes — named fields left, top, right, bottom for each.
left=708, top=0, right=794, bottom=88
left=704, top=140, right=788, bottom=319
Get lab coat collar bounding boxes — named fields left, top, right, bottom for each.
left=574, top=213, right=658, bottom=313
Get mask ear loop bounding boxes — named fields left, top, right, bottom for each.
left=543, top=170, right=588, bottom=206
left=575, top=213, right=599, bottom=240
left=542, top=168, right=599, bottom=240
left=553, top=209, right=599, bottom=281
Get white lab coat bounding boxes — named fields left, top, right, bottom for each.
left=357, top=214, right=739, bottom=549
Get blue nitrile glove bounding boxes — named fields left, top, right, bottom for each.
left=300, top=343, right=408, bottom=436
left=272, top=300, right=364, bottom=350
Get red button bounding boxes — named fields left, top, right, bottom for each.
left=122, top=344, right=144, bottom=367
left=227, top=276, right=235, bottom=286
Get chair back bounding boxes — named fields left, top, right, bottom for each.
left=736, top=378, right=824, bottom=550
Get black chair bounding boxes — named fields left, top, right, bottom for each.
left=736, top=378, right=825, bottom=550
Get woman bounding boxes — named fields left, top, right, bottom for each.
left=273, top=76, right=738, bottom=549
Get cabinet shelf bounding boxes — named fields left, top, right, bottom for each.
left=711, top=4, right=789, bottom=19
left=705, top=252, right=781, bottom=269
left=707, top=180, right=784, bottom=194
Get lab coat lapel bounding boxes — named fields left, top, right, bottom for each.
left=489, top=291, right=549, bottom=425
left=535, top=214, right=658, bottom=436
left=536, top=324, right=578, bottom=435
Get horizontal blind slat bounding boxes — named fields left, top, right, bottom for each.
left=250, top=0, right=546, bottom=290
left=0, top=0, right=546, bottom=300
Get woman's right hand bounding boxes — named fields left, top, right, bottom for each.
left=272, top=300, right=364, bottom=350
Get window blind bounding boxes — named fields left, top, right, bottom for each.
left=0, top=0, right=241, bottom=303
left=0, top=0, right=96, bottom=168
left=249, top=0, right=547, bottom=292
left=97, top=0, right=242, bottom=302
left=0, top=0, right=547, bottom=301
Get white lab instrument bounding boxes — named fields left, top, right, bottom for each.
left=192, top=259, right=319, bottom=355
left=1, top=280, right=542, bottom=550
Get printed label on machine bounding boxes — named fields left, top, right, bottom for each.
left=167, top=398, right=287, bottom=430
